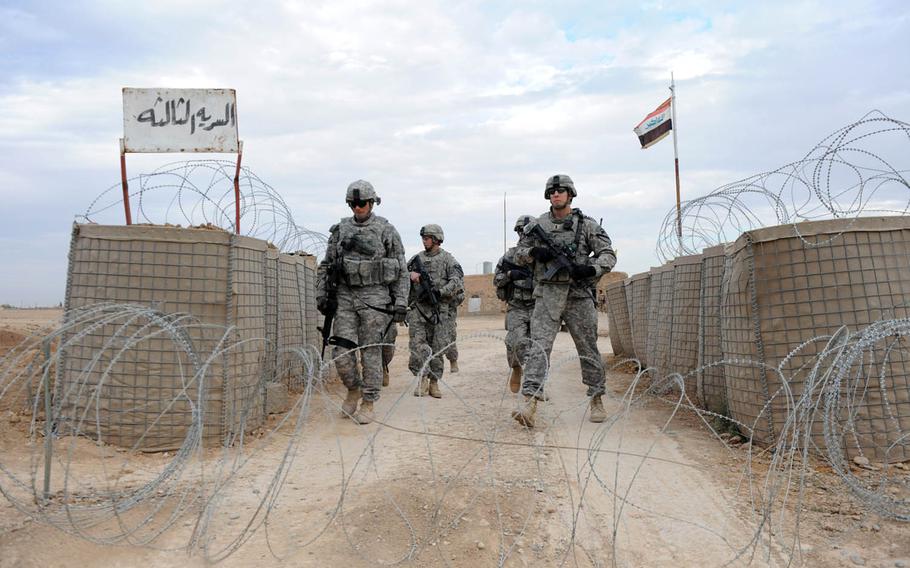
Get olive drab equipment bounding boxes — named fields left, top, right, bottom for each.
left=346, top=179, right=381, bottom=205
left=419, top=224, right=444, bottom=243
left=331, top=219, right=402, bottom=287
left=514, top=214, right=534, bottom=233
left=544, top=174, right=577, bottom=199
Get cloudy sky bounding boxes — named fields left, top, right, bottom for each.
left=1, top=1, right=908, bottom=305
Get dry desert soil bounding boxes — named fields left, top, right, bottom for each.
left=0, top=308, right=908, bottom=567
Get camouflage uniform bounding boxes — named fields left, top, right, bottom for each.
left=516, top=208, right=616, bottom=399
left=406, top=249, right=464, bottom=381
left=316, top=214, right=409, bottom=403
left=494, top=246, right=535, bottom=370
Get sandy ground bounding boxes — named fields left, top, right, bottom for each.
left=0, top=310, right=908, bottom=567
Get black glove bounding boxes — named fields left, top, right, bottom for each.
left=316, top=296, right=337, bottom=315
left=529, top=247, right=555, bottom=262
left=393, top=305, right=408, bottom=323
left=570, top=264, right=596, bottom=280
left=508, top=269, right=528, bottom=280
left=432, top=289, right=442, bottom=303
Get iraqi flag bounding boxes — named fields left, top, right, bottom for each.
left=633, top=97, right=672, bottom=149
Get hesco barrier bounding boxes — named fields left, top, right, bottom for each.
left=646, top=263, right=674, bottom=378
left=697, top=244, right=729, bottom=415
left=720, top=218, right=910, bottom=462
left=276, top=252, right=319, bottom=391
left=669, top=253, right=703, bottom=398
left=605, top=279, right=632, bottom=357
left=59, top=225, right=267, bottom=450
left=57, top=224, right=318, bottom=451
left=627, top=272, right=651, bottom=367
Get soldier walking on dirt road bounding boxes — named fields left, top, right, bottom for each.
left=316, top=180, right=409, bottom=424
left=511, top=175, right=616, bottom=427
left=406, top=224, right=464, bottom=399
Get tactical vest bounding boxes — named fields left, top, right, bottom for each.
left=535, top=210, right=588, bottom=284
left=334, top=217, right=403, bottom=287
left=409, top=249, right=455, bottom=303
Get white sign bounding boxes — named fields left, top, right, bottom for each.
left=122, top=88, right=239, bottom=153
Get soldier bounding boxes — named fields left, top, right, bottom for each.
left=511, top=175, right=616, bottom=427
left=316, top=180, right=409, bottom=424
left=494, top=214, right=536, bottom=394
left=407, top=224, right=464, bottom=398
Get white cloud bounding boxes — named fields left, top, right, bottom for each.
left=0, top=1, right=908, bottom=303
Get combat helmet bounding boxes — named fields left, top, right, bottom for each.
left=346, top=180, right=381, bottom=205
left=544, top=174, right=576, bottom=199
left=419, top=224, right=444, bottom=243
left=514, top=214, right=534, bottom=232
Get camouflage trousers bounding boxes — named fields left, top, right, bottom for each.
left=382, top=322, right=398, bottom=368
left=407, top=308, right=450, bottom=381
left=522, top=284, right=605, bottom=399
left=333, top=306, right=392, bottom=402
left=505, top=302, right=534, bottom=369
left=444, top=306, right=458, bottom=362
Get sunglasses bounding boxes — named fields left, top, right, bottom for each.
left=546, top=187, right=569, bottom=196
left=348, top=199, right=372, bottom=208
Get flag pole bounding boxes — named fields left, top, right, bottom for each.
left=503, top=192, right=507, bottom=256
left=670, top=72, right=682, bottom=255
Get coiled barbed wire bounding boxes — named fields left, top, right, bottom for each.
left=2, top=304, right=908, bottom=566
left=657, top=111, right=910, bottom=261
left=78, top=160, right=327, bottom=256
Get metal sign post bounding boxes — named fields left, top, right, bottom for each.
left=119, top=88, right=241, bottom=230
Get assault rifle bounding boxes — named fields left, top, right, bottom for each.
left=500, top=258, right=532, bottom=281
left=527, top=223, right=588, bottom=281
left=408, top=255, right=441, bottom=324
left=317, top=260, right=357, bottom=357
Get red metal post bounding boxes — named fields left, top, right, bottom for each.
left=233, top=141, right=243, bottom=235
left=119, top=139, right=132, bottom=225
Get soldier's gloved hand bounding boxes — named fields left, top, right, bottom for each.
left=508, top=269, right=528, bottom=280
left=393, top=306, right=408, bottom=323
left=432, top=289, right=442, bottom=303
left=316, top=296, right=337, bottom=315
left=529, top=247, right=555, bottom=262
left=570, top=264, right=597, bottom=280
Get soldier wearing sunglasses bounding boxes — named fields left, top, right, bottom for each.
left=316, top=180, right=409, bottom=424
left=510, top=174, right=616, bottom=428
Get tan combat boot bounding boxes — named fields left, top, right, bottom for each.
left=413, top=377, right=429, bottom=397
left=382, top=365, right=390, bottom=387
left=511, top=395, right=538, bottom=428
left=449, top=360, right=459, bottom=373
left=341, top=388, right=360, bottom=417
left=508, top=366, right=522, bottom=393
left=353, top=400, right=374, bottom=424
left=589, top=395, right=606, bottom=423
left=428, top=379, right=442, bottom=399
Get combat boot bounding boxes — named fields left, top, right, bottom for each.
left=508, top=366, right=522, bottom=393
left=353, top=400, right=374, bottom=424
left=413, top=377, right=429, bottom=397
left=382, top=365, right=390, bottom=387
left=428, top=379, right=442, bottom=399
left=589, top=395, right=606, bottom=423
left=511, top=395, right=538, bottom=428
left=341, top=388, right=360, bottom=417
left=449, top=360, right=459, bottom=373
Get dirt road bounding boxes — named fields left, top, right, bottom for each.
left=0, top=312, right=907, bottom=567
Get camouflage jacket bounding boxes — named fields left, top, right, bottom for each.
left=407, top=248, right=464, bottom=310
left=316, top=214, right=409, bottom=309
left=493, top=246, right=535, bottom=307
left=515, top=208, right=616, bottom=299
